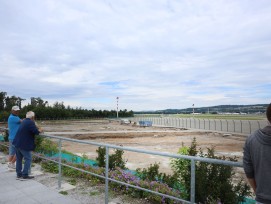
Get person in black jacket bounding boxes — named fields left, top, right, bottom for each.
left=13, top=111, right=42, bottom=180
left=243, top=103, right=271, bottom=204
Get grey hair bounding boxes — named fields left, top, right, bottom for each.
left=26, top=111, right=35, bottom=119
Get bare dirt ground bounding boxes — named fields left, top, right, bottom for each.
left=40, top=119, right=247, bottom=174
left=1, top=119, right=250, bottom=204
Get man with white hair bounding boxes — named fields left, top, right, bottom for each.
left=12, top=111, right=42, bottom=180
left=7, top=106, right=22, bottom=169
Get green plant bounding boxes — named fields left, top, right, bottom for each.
left=136, top=162, right=162, bottom=181
left=109, top=167, right=184, bottom=204
left=171, top=137, right=251, bottom=203
left=41, top=159, right=105, bottom=183
left=89, top=191, right=100, bottom=196
left=136, top=162, right=182, bottom=194
left=96, top=146, right=106, bottom=167
left=4, top=129, right=9, bottom=142
left=68, top=178, right=77, bottom=185
left=41, top=161, right=59, bottom=173
left=109, top=148, right=126, bottom=170
left=81, top=153, right=88, bottom=164
left=170, top=146, right=190, bottom=177
left=35, top=135, right=44, bottom=151
left=35, top=137, right=58, bottom=156
left=96, top=147, right=127, bottom=170
left=59, top=191, right=68, bottom=195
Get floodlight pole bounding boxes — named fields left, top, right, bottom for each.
left=116, top=97, right=119, bottom=118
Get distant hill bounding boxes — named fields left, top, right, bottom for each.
left=135, top=104, right=269, bottom=114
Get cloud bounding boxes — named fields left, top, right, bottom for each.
left=0, top=0, right=271, bottom=111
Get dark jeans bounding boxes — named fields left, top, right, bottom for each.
left=15, top=147, right=31, bottom=177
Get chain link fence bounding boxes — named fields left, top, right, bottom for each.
left=132, top=117, right=268, bottom=135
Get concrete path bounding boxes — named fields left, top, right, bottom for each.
left=0, top=159, right=80, bottom=204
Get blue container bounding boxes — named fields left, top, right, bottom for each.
left=139, top=121, right=153, bottom=127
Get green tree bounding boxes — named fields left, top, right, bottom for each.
left=0, top=91, right=7, bottom=111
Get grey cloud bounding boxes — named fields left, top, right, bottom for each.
left=0, top=0, right=271, bottom=110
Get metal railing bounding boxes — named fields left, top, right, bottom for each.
left=0, top=126, right=244, bottom=204
left=132, top=117, right=268, bottom=134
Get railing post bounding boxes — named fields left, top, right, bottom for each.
left=105, top=147, right=109, bottom=204
left=58, top=139, right=62, bottom=189
left=220, top=120, right=222, bottom=131
left=190, top=159, right=196, bottom=203
left=240, top=120, right=243, bottom=133
left=249, top=121, right=251, bottom=134
left=226, top=120, right=228, bottom=132
left=233, top=120, right=235, bottom=132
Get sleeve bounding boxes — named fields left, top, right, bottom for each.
left=10, top=116, right=21, bottom=124
left=15, top=117, right=21, bottom=124
left=29, top=121, right=40, bottom=136
left=243, top=136, right=254, bottom=178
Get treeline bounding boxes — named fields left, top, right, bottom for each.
left=0, top=91, right=133, bottom=121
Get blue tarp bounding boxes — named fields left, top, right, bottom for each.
left=242, top=197, right=256, bottom=204
left=49, top=152, right=98, bottom=166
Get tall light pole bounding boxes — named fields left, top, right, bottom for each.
left=116, top=97, right=119, bottom=118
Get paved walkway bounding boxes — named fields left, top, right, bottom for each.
left=0, top=156, right=80, bottom=204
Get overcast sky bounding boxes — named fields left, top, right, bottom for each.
left=0, top=0, right=270, bottom=111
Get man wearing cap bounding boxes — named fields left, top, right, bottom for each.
left=7, top=106, right=22, bottom=169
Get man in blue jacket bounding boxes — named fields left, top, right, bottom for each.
left=13, top=111, right=42, bottom=180
left=243, top=103, right=271, bottom=204
left=7, top=106, right=22, bottom=169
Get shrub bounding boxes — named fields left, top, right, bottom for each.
left=109, top=167, right=184, bottom=204
left=96, top=146, right=106, bottom=167
left=136, top=163, right=184, bottom=199
left=136, top=163, right=162, bottom=181
left=34, top=136, right=58, bottom=155
left=171, top=137, right=251, bottom=203
left=96, top=146, right=127, bottom=170
left=40, top=159, right=105, bottom=183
